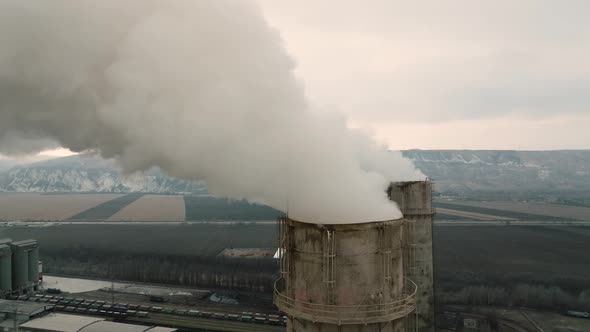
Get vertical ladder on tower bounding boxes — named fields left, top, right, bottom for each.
left=323, top=229, right=336, bottom=304
left=278, top=217, right=289, bottom=278
left=379, top=226, right=392, bottom=282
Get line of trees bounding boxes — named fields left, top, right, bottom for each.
left=41, top=247, right=590, bottom=313
left=42, top=248, right=278, bottom=293
left=437, top=284, right=590, bottom=312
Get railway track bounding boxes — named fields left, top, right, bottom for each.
left=520, top=310, right=545, bottom=332
left=25, top=292, right=286, bottom=332
left=444, top=311, right=536, bottom=332
left=129, top=313, right=284, bottom=332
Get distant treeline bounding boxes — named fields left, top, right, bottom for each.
left=7, top=223, right=586, bottom=314
left=43, top=248, right=277, bottom=293
left=437, top=284, right=590, bottom=312
left=42, top=248, right=590, bottom=313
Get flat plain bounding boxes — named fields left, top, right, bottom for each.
left=108, top=195, right=186, bottom=221
left=0, top=193, right=123, bottom=221
left=436, top=199, right=590, bottom=220
left=434, top=226, right=590, bottom=289
left=0, top=223, right=277, bottom=257
left=433, top=201, right=576, bottom=221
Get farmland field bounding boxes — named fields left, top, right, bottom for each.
left=433, top=201, right=575, bottom=221
left=184, top=195, right=281, bottom=221
left=0, top=223, right=277, bottom=257
left=434, top=207, right=512, bottom=221
left=67, top=193, right=144, bottom=220
left=436, top=199, right=590, bottom=220
left=0, top=223, right=587, bottom=289
left=0, top=193, right=282, bottom=222
left=0, top=193, right=123, bottom=221
left=108, top=195, right=185, bottom=221
left=434, top=226, right=590, bottom=290
left=1, top=222, right=588, bottom=309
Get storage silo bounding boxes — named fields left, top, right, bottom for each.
left=388, top=181, right=434, bottom=332
left=28, top=245, right=40, bottom=288
left=11, top=239, right=38, bottom=293
left=274, top=217, right=417, bottom=332
left=0, top=243, right=12, bottom=292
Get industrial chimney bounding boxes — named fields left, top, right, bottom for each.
left=388, top=181, right=435, bottom=332
left=274, top=217, right=417, bottom=331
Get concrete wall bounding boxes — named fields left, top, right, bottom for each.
left=0, top=245, right=12, bottom=291
left=276, top=218, right=413, bottom=332
left=389, top=181, right=435, bottom=332
left=10, top=239, right=38, bottom=293
left=11, top=248, right=29, bottom=292
left=289, top=317, right=406, bottom=332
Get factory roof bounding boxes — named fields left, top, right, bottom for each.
left=21, top=313, right=176, bottom=332
left=20, top=313, right=103, bottom=331
left=11, top=239, right=38, bottom=250
left=0, top=300, right=53, bottom=316
left=83, top=321, right=176, bottom=332
left=0, top=244, right=10, bottom=255
left=144, top=328, right=178, bottom=332
left=11, top=239, right=37, bottom=246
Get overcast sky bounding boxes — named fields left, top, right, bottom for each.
left=3, top=0, right=589, bottom=160
left=257, top=0, right=590, bottom=150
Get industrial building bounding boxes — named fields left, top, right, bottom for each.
left=0, top=299, right=54, bottom=330
left=0, top=301, right=176, bottom=332
left=20, top=313, right=177, bottom=332
left=274, top=180, right=434, bottom=332
left=0, top=238, right=41, bottom=297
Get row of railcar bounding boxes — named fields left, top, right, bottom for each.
left=57, top=305, right=148, bottom=319
left=140, top=307, right=286, bottom=326
left=22, top=294, right=145, bottom=318
left=19, top=293, right=287, bottom=326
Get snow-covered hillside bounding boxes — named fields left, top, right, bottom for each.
left=402, top=150, right=590, bottom=201
left=1, top=151, right=589, bottom=202
left=0, top=155, right=206, bottom=193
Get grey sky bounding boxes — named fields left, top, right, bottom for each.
left=257, top=0, right=590, bottom=149
left=1, top=0, right=588, bottom=157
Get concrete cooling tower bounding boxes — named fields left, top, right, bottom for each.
left=274, top=180, right=435, bottom=332
left=388, top=181, right=435, bottom=332
left=274, top=217, right=417, bottom=332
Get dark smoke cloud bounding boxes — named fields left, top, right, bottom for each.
left=0, top=0, right=423, bottom=223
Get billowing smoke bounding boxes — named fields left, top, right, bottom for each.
left=0, top=0, right=423, bottom=224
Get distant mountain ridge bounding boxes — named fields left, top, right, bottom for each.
left=0, top=151, right=589, bottom=203
left=0, top=155, right=206, bottom=194
left=402, top=150, right=590, bottom=203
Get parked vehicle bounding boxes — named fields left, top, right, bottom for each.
left=566, top=310, right=590, bottom=319
left=212, top=312, right=226, bottom=320
left=46, top=288, right=62, bottom=294
left=254, top=316, right=267, bottom=324
left=162, top=307, right=175, bottom=314
left=150, top=296, right=165, bottom=303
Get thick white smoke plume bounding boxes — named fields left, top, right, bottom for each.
left=0, top=0, right=423, bottom=224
